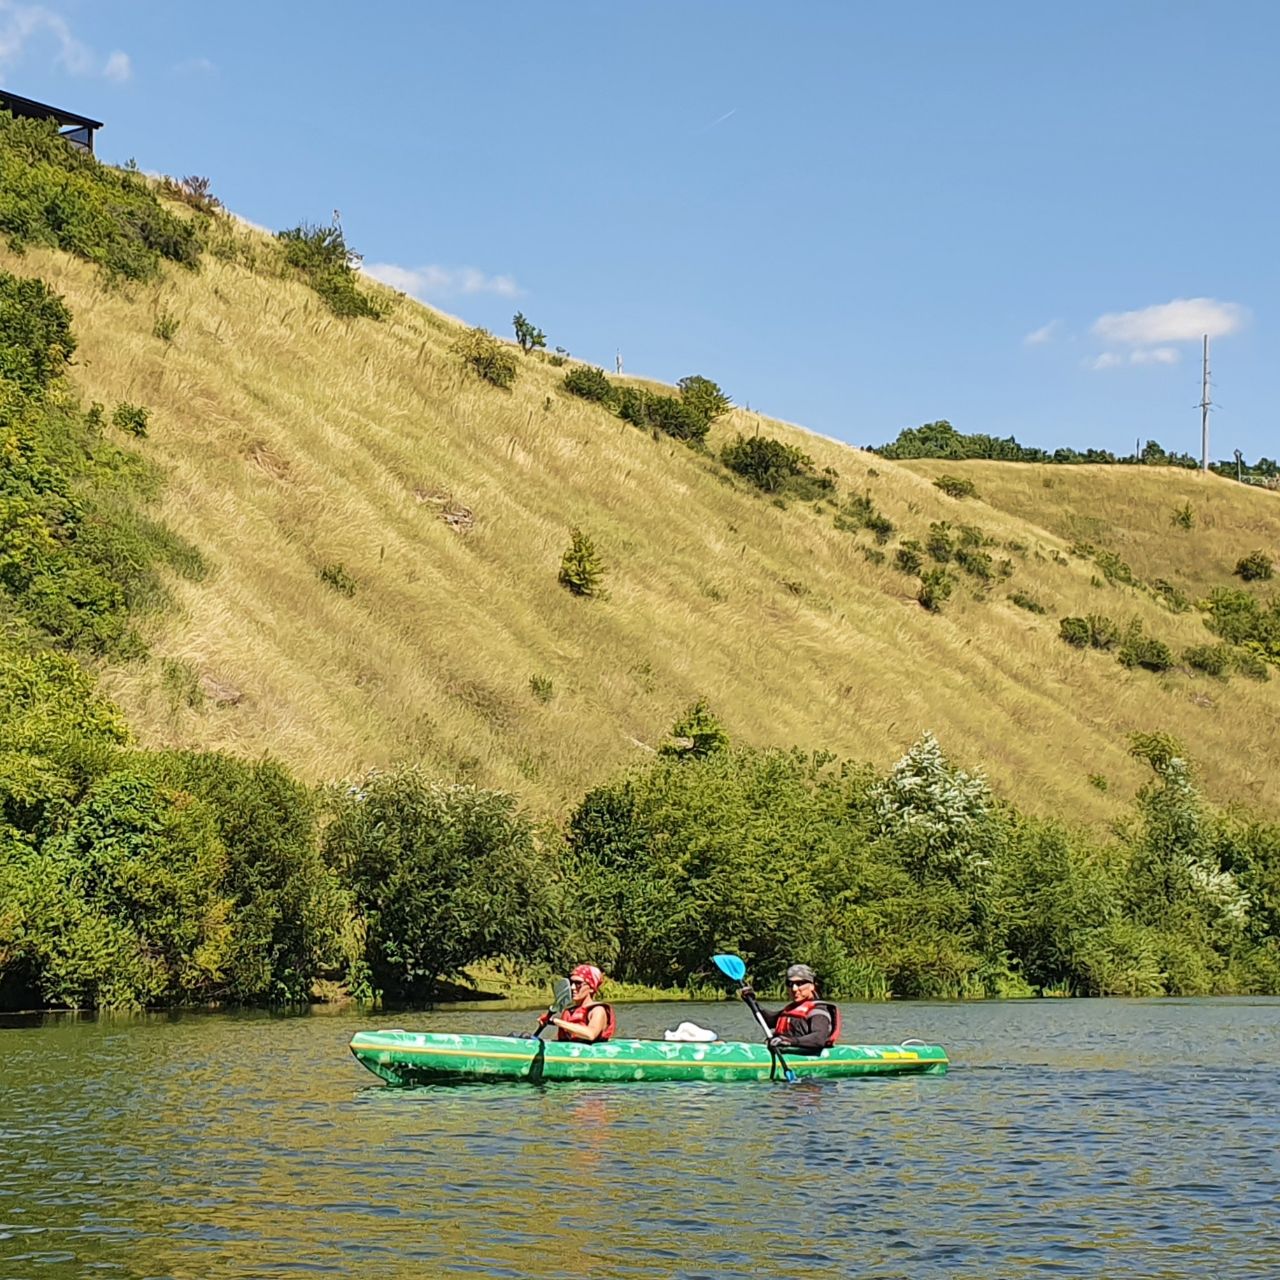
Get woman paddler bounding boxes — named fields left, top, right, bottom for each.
left=542, top=964, right=617, bottom=1043
left=739, top=963, right=841, bottom=1054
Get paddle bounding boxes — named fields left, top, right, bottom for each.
left=711, top=953, right=797, bottom=1083
left=533, top=977, right=574, bottom=1039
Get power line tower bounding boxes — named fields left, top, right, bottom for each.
left=1199, top=334, right=1211, bottom=473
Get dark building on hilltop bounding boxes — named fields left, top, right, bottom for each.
left=0, top=89, right=102, bottom=153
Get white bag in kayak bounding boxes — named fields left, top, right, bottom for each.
left=663, top=1021, right=718, bottom=1042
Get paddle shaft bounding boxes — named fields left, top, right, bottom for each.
left=741, top=990, right=797, bottom=1083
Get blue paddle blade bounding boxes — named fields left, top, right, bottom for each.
left=712, top=954, right=747, bottom=982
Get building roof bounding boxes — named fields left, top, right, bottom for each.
left=0, top=89, right=103, bottom=130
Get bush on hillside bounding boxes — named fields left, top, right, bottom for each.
left=1117, top=621, right=1173, bottom=672
left=1184, top=643, right=1233, bottom=679
left=659, top=699, right=729, bottom=760
left=111, top=402, right=149, bottom=438
left=1059, top=614, right=1120, bottom=651
left=323, top=768, right=561, bottom=1002
left=558, top=527, right=606, bottom=598
left=451, top=326, right=518, bottom=389
left=1009, top=591, right=1047, bottom=614
left=276, top=223, right=382, bottom=319
left=934, top=474, right=978, bottom=500
left=0, top=273, right=75, bottom=394
left=1202, top=587, right=1280, bottom=660
left=722, top=434, right=822, bottom=495
left=1235, top=550, right=1274, bottom=582
left=1171, top=502, right=1196, bottom=530
left=159, top=175, right=222, bottom=214
left=0, top=111, right=199, bottom=278
left=917, top=567, right=954, bottom=611
left=677, top=375, right=731, bottom=426
left=834, top=493, right=894, bottom=543
left=563, top=365, right=616, bottom=405
left=895, top=540, right=924, bottom=575
left=647, top=394, right=709, bottom=445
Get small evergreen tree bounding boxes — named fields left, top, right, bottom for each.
left=660, top=699, right=729, bottom=759
left=558, top=527, right=606, bottom=598
left=513, top=312, right=546, bottom=355
left=678, top=375, right=731, bottom=425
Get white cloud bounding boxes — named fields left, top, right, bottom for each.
left=0, top=2, right=131, bottom=80
left=1023, top=320, right=1059, bottom=346
left=362, top=262, right=521, bottom=300
left=102, top=49, right=130, bottom=82
left=171, top=56, right=216, bottom=78
left=1092, top=297, right=1248, bottom=345
left=1087, top=352, right=1122, bottom=371
left=1129, top=346, right=1180, bottom=366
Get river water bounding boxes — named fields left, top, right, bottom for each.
left=1, top=997, right=1277, bottom=1279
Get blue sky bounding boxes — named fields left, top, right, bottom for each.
left=4, top=1, right=1277, bottom=461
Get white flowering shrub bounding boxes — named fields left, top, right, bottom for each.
left=871, top=732, right=995, bottom=884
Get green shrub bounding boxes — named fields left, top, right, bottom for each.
left=955, top=546, right=994, bottom=580
left=452, top=326, right=518, bottom=389
left=925, top=522, right=954, bottom=563
left=918, top=567, right=954, bottom=611
left=0, top=111, right=199, bottom=278
left=0, top=273, right=75, bottom=393
left=648, top=395, right=709, bottom=444
left=1235, top=550, right=1274, bottom=582
left=834, top=493, right=895, bottom=544
left=722, top=435, right=818, bottom=494
left=1202, top=587, right=1280, bottom=660
left=1094, top=549, right=1136, bottom=586
left=276, top=223, right=382, bottom=319
left=31, top=770, right=233, bottom=1008
left=152, top=310, right=180, bottom=342
left=323, top=768, right=561, bottom=1002
left=1184, top=643, right=1233, bottom=678
left=111, top=402, right=149, bottom=438
left=660, top=699, right=729, bottom=759
left=1171, top=502, right=1195, bottom=530
left=319, top=563, right=357, bottom=597
left=894, top=541, right=923, bottom=575
left=548, top=354, right=565, bottom=367
left=159, top=174, right=222, bottom=214
left=558, top=527, right=605, bottom=598
left=677, top=375, right=731, bottom=425
left=934, top=474, right=978, bottom=499
left=1117, top=622, right=1173, bottom=672
left=616, top=385, right=652, bottom=427
left=1087, top=614, right=1121, bottom=649
left=138, top=750, right=344, bottom=1003
left=1232, top=648, right=1271, bottom=681
left=1009, top=592, right=1047, bottom=614
left=563, top=365, right=615, bottom=404
left=1153, top=579, right=1192, bottom=612
left=512, top=311, right=546, bottom=354
left=529, top=674, right=555, bottom=703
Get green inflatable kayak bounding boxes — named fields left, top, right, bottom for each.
left=349, top=1029, right=949, bottom=1086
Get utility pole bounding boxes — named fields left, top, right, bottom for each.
left=1200, top=334, right=1211, bottom=473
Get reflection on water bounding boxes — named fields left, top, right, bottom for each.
left=2, top=998, right=1278, bottom=1278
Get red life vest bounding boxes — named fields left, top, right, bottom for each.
left=774, top=998, right=841, bottom=1046
left=556, top=1001, right=616, bottom=1042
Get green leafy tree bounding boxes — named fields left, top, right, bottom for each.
left=512, top=312, right=546, bottom=355
left=721, top=435, right=813, bottom=493
left=323, top=768, right=562, bottom=1002
left=0, top=273, right=75, bottom=394
left=563, top=365, right=616, bottom=404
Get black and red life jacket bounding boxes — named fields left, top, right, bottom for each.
left=774, top=998, right=841, bottom=1046
left=556, top=1001, right=616, bottom=1042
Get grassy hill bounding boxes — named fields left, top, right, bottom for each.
left=4, top=208, right=1278, bottom=825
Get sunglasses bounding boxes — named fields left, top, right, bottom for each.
left=787, top=979, right=811, bottom=988
left=569, top=979, right=587, bottom=988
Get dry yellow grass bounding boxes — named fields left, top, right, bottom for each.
left=5, top=216, right=1278, bottom=823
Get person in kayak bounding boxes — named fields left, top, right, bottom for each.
left=543, top=964, right=617, bottom=1043
left=739, top=963, right=840, bottom=1054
